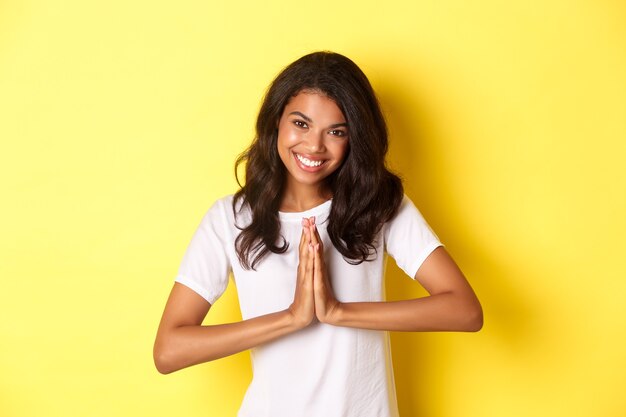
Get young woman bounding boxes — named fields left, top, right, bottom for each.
left=154, top=51, right=483, bottom=417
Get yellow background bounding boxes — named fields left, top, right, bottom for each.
left=1, top=1, right=625, bottom=416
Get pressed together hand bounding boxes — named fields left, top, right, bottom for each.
left=155, top=211, right=482, bottom=374
left=288, top=216, right=341, bottom=328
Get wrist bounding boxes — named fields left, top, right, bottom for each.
left=323, top=301, right=344, bottom=326
left=284, top=306, right=312, bottom=331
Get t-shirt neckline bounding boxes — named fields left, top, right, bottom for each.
left=278, top=199, right=332, bottom=221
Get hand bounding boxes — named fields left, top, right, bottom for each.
left=307, top=217, right=341, bottom=324
left=287, top=217, right=316, bottom=329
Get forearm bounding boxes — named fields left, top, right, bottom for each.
left=329, top=292, right=483, bottom=332
left=154, top=309, right=301, bottom=374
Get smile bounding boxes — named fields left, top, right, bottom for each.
left=294, top=152, right=326, bottom=168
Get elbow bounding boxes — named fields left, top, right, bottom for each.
left=153, top=340, right=177, bottom=375
left=462, top=302, right=483, bottom=332
left=154, top=353, right=173, bottom=375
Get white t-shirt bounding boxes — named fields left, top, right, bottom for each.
left=175, top=194, right=443, bottom=417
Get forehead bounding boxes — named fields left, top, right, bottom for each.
left=282, top=91, right=345, bottom=122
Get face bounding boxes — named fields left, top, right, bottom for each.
left=277, top=90, right=349, bottom=193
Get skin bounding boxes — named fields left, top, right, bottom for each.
left=276, top=89, right=349, bottom=212
left=153, top=90, right=483, bottom=375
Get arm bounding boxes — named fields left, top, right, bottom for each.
left=308, top=221, right=483, bottom=332
left=153, top=284, right=297, bottom=374
left=153, top=225, right=316, bottom=374
left=328, top=247, right=482, bottom=332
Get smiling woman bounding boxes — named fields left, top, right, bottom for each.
left=277, top=91, right=350, bottom=206
left=153, top=51, right=483, bottom=417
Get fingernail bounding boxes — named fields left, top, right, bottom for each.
left=312, top=216, right=316, bottom=224
left=302, top=218, right=307, bottom=226
left=315, top=243, right=319, bottom=250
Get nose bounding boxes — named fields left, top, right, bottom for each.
left=304, top=130, right=325, bottom=153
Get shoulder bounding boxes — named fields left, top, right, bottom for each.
left=398, top=193, right=413, bottom=210
left=199, top=194, right=236, bottom=225
left=203, top=193, right=251, bottom=229
left=208, top=193, right=252, bottom=212
left=385, top=193, right=415, bottom=224
left=202, top=194, right=233, bottom=214
left=383, top=193, right=437, bottom=239
left=211, top=193, right=235, bottom=207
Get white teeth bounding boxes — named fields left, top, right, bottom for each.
left=295, top=153, right=323, bottom=167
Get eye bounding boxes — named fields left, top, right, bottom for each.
left=329, top=129, right=347, bottom=137
left=293, top=120, right=308, bottom=129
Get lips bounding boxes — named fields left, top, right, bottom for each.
left=293, top=152, right=327, bottom=171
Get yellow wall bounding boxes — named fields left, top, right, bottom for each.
left=1, top=1, right=625, bottom=416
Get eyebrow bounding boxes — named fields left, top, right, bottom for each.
left=289, top=111, right=312, bottom=123
left=289, top=111, right=348, bottom=128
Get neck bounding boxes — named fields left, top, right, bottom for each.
left=280, top=181, right=332, bottom=213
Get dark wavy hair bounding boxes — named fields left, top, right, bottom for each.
left=233, top=51, right=404, bottom=270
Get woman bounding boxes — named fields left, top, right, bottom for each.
left=153, top=51, right=483, bottom=417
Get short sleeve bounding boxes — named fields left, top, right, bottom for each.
left=384, top=194, right=444, bottom=279
left=174, top=199, right=232, bottom=305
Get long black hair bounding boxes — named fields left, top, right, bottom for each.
left=233, top=51, right=404, bottom=270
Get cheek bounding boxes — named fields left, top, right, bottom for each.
left=277, top=127, right=299, bottom=149
left=277, top=131, right=298, bottom=164
left=331, top=141, right=350, bottom=161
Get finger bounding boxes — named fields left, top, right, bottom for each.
left=305, top=242, right=315, bottom=284
left=298, top=223, right=307, bottom=260
left=309, top=222, right=318, bottom=246
left=310, top=222, right=323, bottom=252
left=308, top=217, right=321, bottom=246
left=300, top=218, right=313, bottom=249
left=313, top=243, right=322, bottom=279
left=313, top=244, right=331, bottom=295
left=298, top=219, right=312, bottom=277
left=299, top=221, right=306, bottom=246
left=303, top=218, right=313, bottom=243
